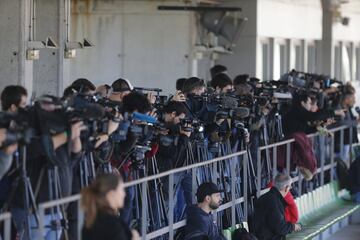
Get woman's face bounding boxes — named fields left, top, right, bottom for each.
left=107, top=182, right=126, bottom=210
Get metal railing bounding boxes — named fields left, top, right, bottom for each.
left=0, top=212, right=11, bottom=240
left=2, top=125, right=355, bottom=240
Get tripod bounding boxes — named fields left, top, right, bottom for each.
left=79, top=152, right=96, bottom=188
left=146, top=156, right=168, bottom=239
left=1, top=145, right=39, bottom=240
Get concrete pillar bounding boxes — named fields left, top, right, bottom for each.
left=33, top=0, right=70, bottom=97
left=0, top=0, right=33, bottom=95
left=320, top=0, right=334, bottom=76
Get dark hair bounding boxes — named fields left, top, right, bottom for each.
left=163, top=101, right=187, bottom=116
left=182, top=77, right=205, bottom=94
left=210, top=73, right=232, bottom=89
left=176, top=78, right=187, bottom=91
left=112, top=78, right=132, bottom=92
left=71, top=78, right=96, bottom=94
left=1, top=85, right=28, bottom=111
left=123, top=91, right=151, bottom=113
left=81, top=174, right=122, bottom=228
left=342, top=84, right=355, bottom=98
left=210, top=65, right=227, bottom=78
left=63, top=86, right=76, bottom=98
left=233, top=74, right=249, bottom=86
left=292, top=91, right=310, bottom=108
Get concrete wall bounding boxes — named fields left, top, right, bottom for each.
left=0, top=0, right=33, bottom=95
left=70, top=0, right=193, bottom=95
left=217, top=0, right=258, bottom=79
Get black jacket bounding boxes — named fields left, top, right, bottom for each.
left=283, top=106, right=334, bottom=136
left=333, top=107, right=359, bottom=152
left=185, top=205, right=226, bottom=240
left=252, top=187, right=294, bottom=240
left=82, top=213, right=132, bottom=240
left=349, top=157, right=360, bottom=195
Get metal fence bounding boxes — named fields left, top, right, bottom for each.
left=0, top=125, right=356, bottom=240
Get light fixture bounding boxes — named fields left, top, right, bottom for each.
left=64, top=38, right=95, bottom=59
left=26, top=37, right=59, bottom=60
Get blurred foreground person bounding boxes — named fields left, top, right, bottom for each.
left=81, top=174, right=139, bottom=240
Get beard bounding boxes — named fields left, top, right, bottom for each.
left=209, top=200, right=220, bottom=210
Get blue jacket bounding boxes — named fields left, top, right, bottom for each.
left=185, top=205, right=226, bottom=240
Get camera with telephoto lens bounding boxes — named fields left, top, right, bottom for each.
left=0, top=110, right=34, bottom=147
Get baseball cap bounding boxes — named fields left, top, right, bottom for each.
left=196, top=182, right=223, bottom=203
left=111, top=78, right=134, bottom=93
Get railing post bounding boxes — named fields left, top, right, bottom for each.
left=286, top=142, right=291, bottom=174
left=3, top=214, right=11, bottom=240
left=349, top=126, right=353, bottom=163
left=38, top=206, right=46, bottom=240
left=272, top=146, right=277, bottom=179
left=320, top=135, right=325, bottom=186
left=340, top=128, right=344, bottom=160
left=141, top=182, right=147, bottom=239
left=256, top=149, right=261, bottom=198
left=331, top=134, right=335, bottom=181
left=231, top=157, right=236, bottom=228
left=243, top=153, right=248, bottom=222
left=168, top=173, right=174, bottom=240
left=192, top=168, right=197, bottom=204
left=77, top=199, right=84, bottom=240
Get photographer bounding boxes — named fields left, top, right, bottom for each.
left=279, top=92, right=344, bottom=179
left=210, top=73, right=233, bottom=94
left=110, top=91, right=153, bottom=225
left=180, top=77, right=208, bottom=121
left=203, top=74, right=234, bottom=153
left=333, top=84, right=359, bottom=161
left=1, top=88, right=87, bottom=239
left=210, top=65, right=227, bottom=79
left=0, top=129, right=17, bottom=180
left=283, top=91, right=344, bottom=136
left=156, top=101, right=190, bottom=171
left=109, top=78, right=133, bottom=103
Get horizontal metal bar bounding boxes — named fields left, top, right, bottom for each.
left=328, top=125, right=349, bottom=133
left=0, top=212, right=11, bottom=221
left=259, top=139, right=295, bottom=150
left=124, top=150, right=247, bottom=187
left=145, top=220, right=187, bottom=239
left=158, top=6, right=242, bottom=11
left=39, top=194, right=80, bottom=209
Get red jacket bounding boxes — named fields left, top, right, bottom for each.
left=267, top=182, right=299, bottom=224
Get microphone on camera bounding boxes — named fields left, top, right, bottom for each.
left=132, top=112, right=157, bottom=124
